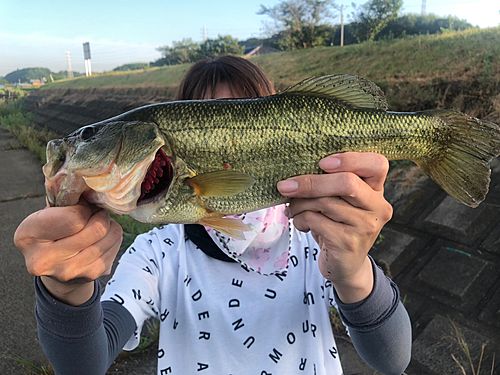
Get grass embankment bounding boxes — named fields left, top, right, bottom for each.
left=41, top=65, right=190, bottom=91
left=43, top=27, right=499, bottom=92
left=255, top=27, right=500, bottom=88
left=0, top=102, right=56, bottom=162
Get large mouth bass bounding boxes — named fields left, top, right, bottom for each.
left=43, top=74, right=500, bottom=237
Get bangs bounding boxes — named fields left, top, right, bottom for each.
left=176, top=56, right=274, bottom=100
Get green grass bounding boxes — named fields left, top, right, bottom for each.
left=41, top=65, right=190, bottom=90
left=42, top=27, right=500, bottom=92
left=2, top=354, right=54, bottom=375
left=0, top=102, right=57, bottom=163
left=0, top=87, right=27, bottom=101
left=112, top=214, right=155, bottom=243
left=255, top=27, right=500, bottom=88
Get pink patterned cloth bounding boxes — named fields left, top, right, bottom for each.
left=204, top=205, right=291, bottom=275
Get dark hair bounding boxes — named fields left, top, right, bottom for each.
left=176, top=55, right=275, bottom=100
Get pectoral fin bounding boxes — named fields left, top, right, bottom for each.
left=199, top=215, right=251, bottom=240
left=186, top=170, right=254, bottom=197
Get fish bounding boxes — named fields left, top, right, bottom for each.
left=43, top=74, right=500, bottom=238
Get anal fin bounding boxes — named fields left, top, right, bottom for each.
left=198, top=215, right=251, bottom=240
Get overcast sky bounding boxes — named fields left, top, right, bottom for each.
left=1, top=0, right=498, bottom=76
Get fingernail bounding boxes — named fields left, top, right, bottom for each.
left=277, top=179, right=298, bottom=194
left=319, top=156, right=341, bottom=171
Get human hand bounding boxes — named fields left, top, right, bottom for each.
left=277, top=152, right=393, bottom=303
left=13, top=201, right=123, bottom=306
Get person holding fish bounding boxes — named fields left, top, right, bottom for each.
left=15, top=55, right=457, bottom=375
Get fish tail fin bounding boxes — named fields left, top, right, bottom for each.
left=415, top=110, right=500, bottom=207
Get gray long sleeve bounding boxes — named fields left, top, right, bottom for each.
left=35, top=261, right=411, bottom=375
left=334, top=259, right=412, bottom=375
left=35, top=278, right=135, bottom=375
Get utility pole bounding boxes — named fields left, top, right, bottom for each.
left=421, top=0, right=427, bottom=16
left=202, top=25, right=208, bottom=41
left=65, top=51, right=74, bottom=79
left=340, top=4, right=344, bottom=47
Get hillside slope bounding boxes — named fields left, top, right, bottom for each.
left=43, top=28, right=499, bottom=90
left=25, top=27, right=500, bottom=136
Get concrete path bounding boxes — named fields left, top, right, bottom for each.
left=0, top=128, right=46, bottom=373
left=0, top=128, right=159, bottom=374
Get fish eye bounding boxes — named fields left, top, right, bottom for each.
left=80, top=125, right=97, bottom=141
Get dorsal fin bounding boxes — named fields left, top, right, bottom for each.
left=282, top=74, right=388, bottom=111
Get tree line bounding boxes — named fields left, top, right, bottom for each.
left=150, top=0, right=473, bottom=67
left=2, top=67, right=84, bottom=85
left=152, top=35, right=243, bottom=67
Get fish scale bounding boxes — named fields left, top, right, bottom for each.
left=139, top=95, right=442, bottom=214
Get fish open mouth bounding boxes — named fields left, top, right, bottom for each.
left=137, top=148, right=174, bottom=205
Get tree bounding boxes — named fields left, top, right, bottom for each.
left=156, top=38, right=200, bottom=66
left=152, top=35, right=244, bottom=67
left=376, top=14, right=473, bottom=40
left=351, top=0, right=402, bottom=41
left=258, top=0, right=336, bottom=49
left=4, top=67, right=51, bottom=84
left=113, top=62, right=150, bottom=72
left=199, top=35, right=244, bottom=58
